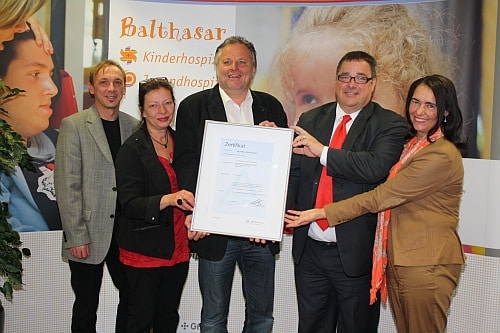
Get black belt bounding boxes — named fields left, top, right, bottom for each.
left=308, top=237, right=337, bottom=247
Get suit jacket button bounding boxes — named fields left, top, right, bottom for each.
left=110, top=214, right=115, bottom=219
left=112, top=187, right=117, bottom=191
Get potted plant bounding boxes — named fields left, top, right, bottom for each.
left=0, top=79, right=33, bottom=331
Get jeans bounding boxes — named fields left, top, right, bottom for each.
left=198, top=238, right=275, bottom=333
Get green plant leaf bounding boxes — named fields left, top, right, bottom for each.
left=1, top=281, right=13, bottom=300
left=1, top=78, right=32, bottom=303
left=7, top=272, right=22, bottom=285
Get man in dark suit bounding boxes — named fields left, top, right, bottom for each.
left=286, top=51, right=408, bottom=332
left=174, top=36, right=287, bottom=333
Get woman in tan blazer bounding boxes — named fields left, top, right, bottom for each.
left=285, top=74, right=466, bottom=333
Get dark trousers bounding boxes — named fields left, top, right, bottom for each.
left=68, top=241, right=129, bottom=333
left=124, top=261, right=189, bottom=333
left=294, top=237, right=380, bottom=333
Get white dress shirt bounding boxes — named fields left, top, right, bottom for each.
left=220, top=86, right=254, bottom=125
left=308, top=105, right=360, bottom=242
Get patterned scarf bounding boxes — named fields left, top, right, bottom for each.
left=369, top=127, right=444, bottom=305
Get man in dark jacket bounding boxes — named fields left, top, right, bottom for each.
left=174, top=36, right=287, bottom=333
left=286, top=51, right=408, bottom=332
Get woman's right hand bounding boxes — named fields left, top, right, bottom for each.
left=284, top=208, right=326, bottom=228
left=173, top=189, right=194, bottom=211
left=160, top=189, right=194, bottom=210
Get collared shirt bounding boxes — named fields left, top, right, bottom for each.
left=219, top=86, right=254, bottom=125
left=309, top=105, right=361, bottom=242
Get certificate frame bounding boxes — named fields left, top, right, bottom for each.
left=191, top=120, right=294, bottom=241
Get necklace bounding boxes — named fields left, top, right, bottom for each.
left=150, top=132, right=169, bottom=148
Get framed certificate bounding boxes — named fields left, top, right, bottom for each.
left=191, top=120, right=294, bottom=241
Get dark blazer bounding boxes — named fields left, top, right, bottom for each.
left=174, top=84, right=288, bottom=260
left=115, top=124, right=176, bottom=259
left=287, top=101, right=408, bottom=277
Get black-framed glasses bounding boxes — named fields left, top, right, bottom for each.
left=337, top=74, right=374, bottom=84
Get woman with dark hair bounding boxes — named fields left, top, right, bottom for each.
left=285, top=74, right=466, bottom=333
left=115, top=77, right=194, bottom=332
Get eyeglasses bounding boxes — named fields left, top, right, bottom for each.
left=139, top=77, right=170, bottom=88
left=337, top=74, right=374, bottom=84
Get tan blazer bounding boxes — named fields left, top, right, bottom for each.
left=55, top=106, right=139, bottom=265
left=324, top=137, right=465, bottom=266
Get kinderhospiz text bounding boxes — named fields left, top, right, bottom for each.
left=120, top=17, right=227, bottom=41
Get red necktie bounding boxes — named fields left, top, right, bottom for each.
left=315, top=115, right=351, bottom=230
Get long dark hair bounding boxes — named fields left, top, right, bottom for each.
left=405, top=74, right=466, bottom=151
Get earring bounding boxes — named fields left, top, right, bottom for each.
left=444, top=115, right=447, bottom=123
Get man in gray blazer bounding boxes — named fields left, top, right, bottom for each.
left=55, top=60, right=139, bottom=333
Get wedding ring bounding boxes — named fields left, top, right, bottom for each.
left=177, top=198, right=183, bottom=205
left=302, top=135, right=306, bottom=139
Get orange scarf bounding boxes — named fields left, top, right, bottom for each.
left=369, top=128, right=444, bottom=305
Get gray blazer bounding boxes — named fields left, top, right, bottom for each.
left=54, top=105, right=139, bottom=264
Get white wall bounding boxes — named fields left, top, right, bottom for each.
left=3, top=231, right=500, bottom=332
